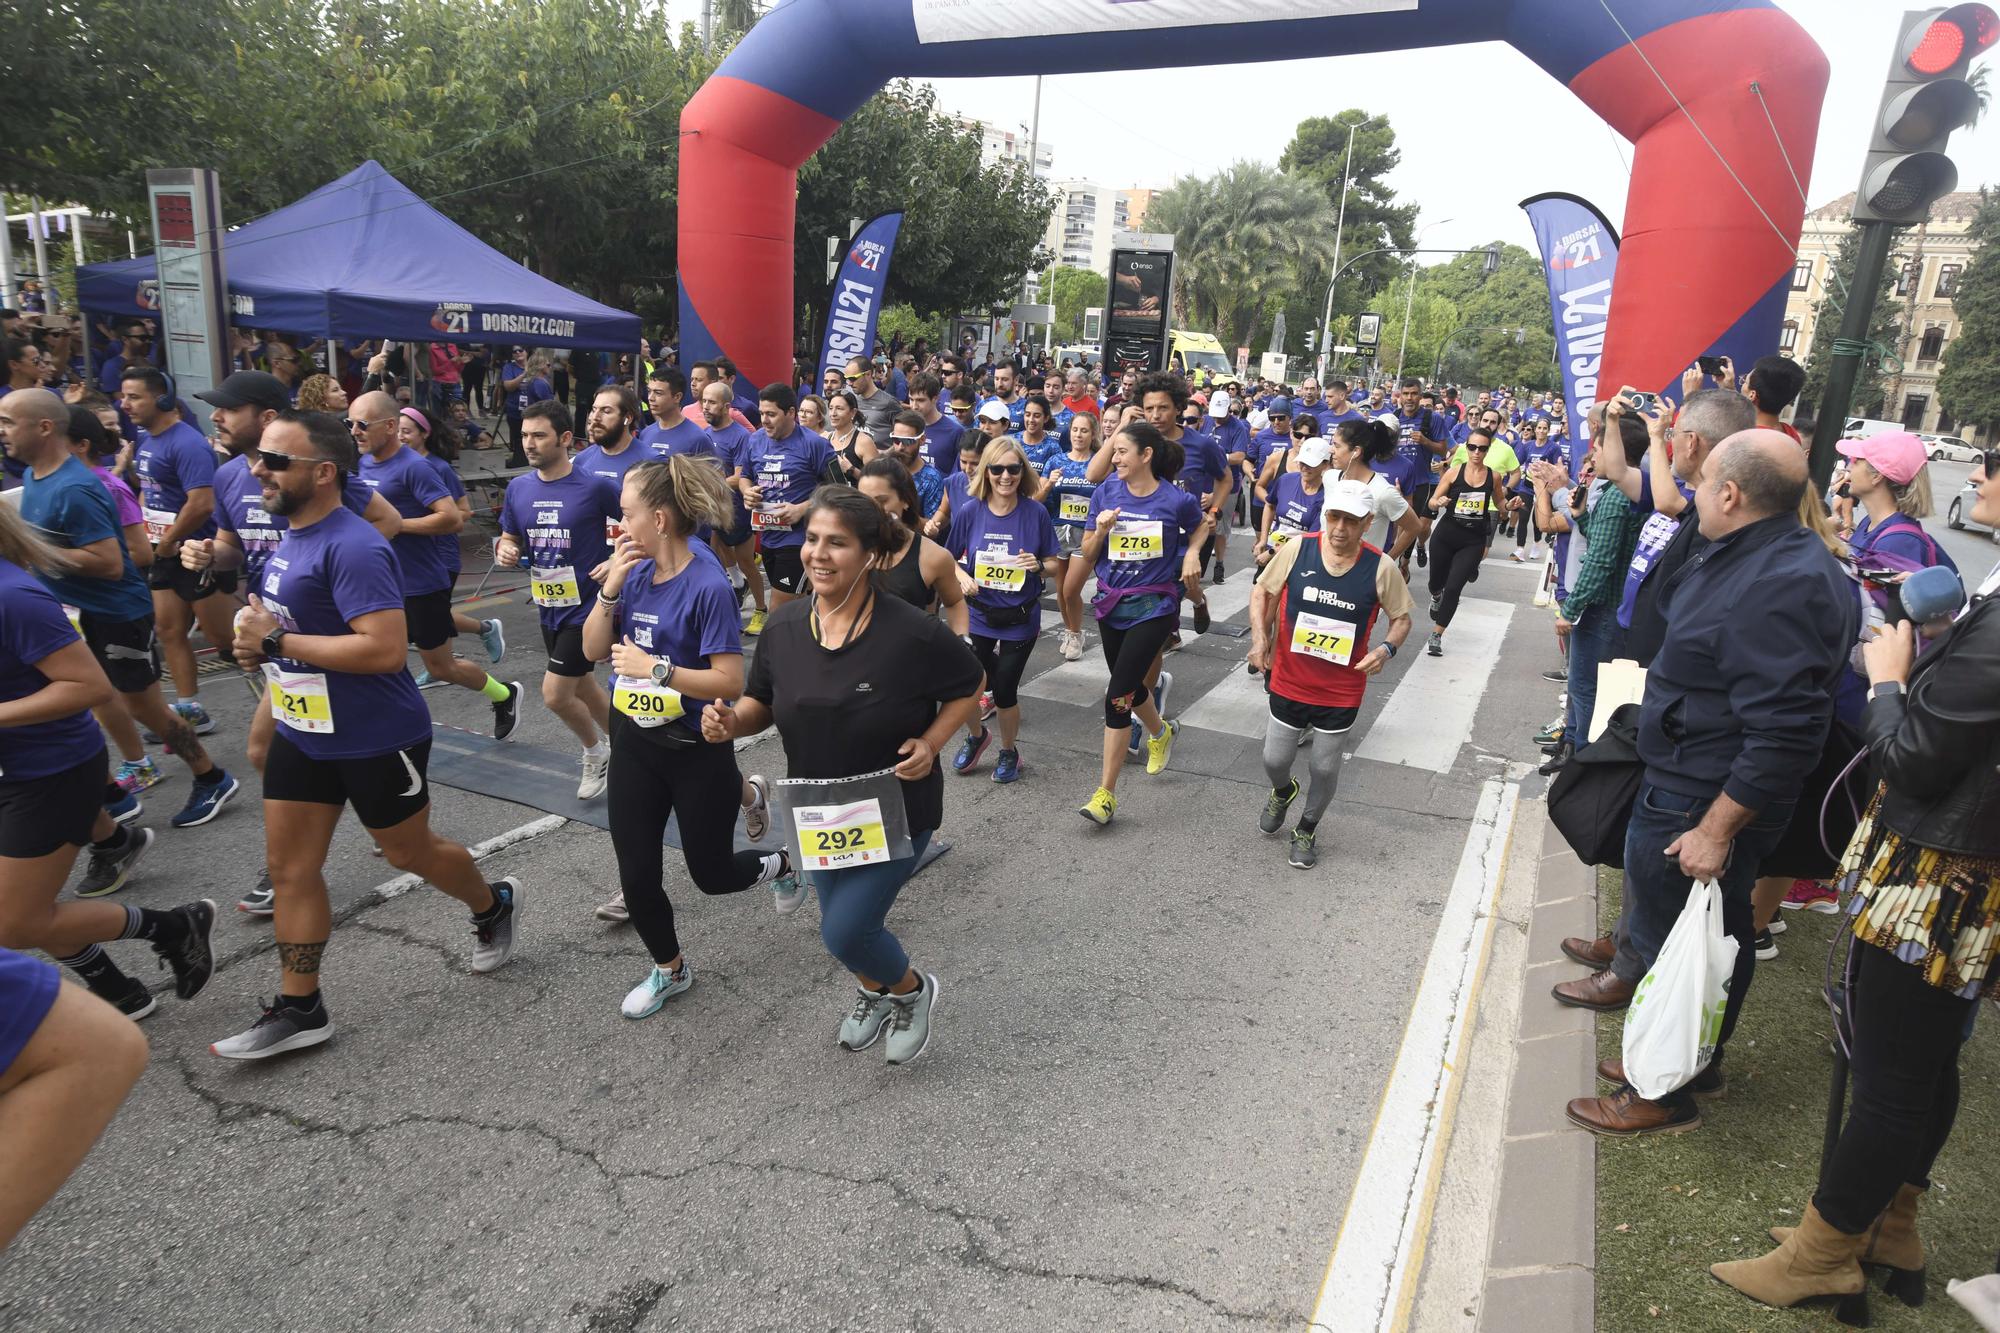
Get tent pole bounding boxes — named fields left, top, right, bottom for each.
left=0, top=209, right=16, bottom=308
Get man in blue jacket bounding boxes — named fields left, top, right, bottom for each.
left=1560, top=429, right=1857, bottom=1136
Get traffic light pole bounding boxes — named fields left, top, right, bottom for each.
left=1807, top=218, right=1897, bottom=491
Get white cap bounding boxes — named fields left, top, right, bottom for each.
left=1295, top=438, right=1332, bottom=467
left=1248, top=409, right=1270, bottom=432
left=1207, top=393, right=1232, bottom=419
left=1322, top=479, right=1375, bottom=519
left=976, top=399, right=1010, bottom=422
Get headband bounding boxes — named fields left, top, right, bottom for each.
left=399, top=407, right=431, bottom=435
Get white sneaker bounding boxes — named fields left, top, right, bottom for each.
left=594, top=890, right=629, bottom=923
left=771, top=872, right=807, bottom=916
left=621, top=962, right=692, bottom=1018
left=577, top=747, right=609, bottom=801
left=1058, top=628, right=1083, bottom=662
left=742, top=774, right=769, bottom=842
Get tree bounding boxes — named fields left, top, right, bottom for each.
left=1145, top=163, right=1337, bottom=351
left=1038, top=266, right=1103, bottom=341
left=1277, top=111, right=1419, bottom=351
left=1937, top=189, right=2000, bottom=440
left=1800, top=224, right=1909, bottom=420
left=1382, top=244, right=1559, bottom=390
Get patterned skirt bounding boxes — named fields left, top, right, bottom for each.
left=1836, top=790, right=2000, bottom=1001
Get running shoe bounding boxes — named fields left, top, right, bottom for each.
left=493, top=680, right=524, bottom=740
left=470, top=878, right=521, bottom=972
left=1754, top=927, right=1778, bottom=961
left=621, top=963, right=692, bottom=1019
left=1192, top=600, right=1211, bottom=634
left=1145, top=719, right=1179, bottom=775
left=239, top=870, right=275, bottom=917
left=746, top=609, right=768, bottom=636
left=1211, top=560, right=1225, bottom=587
left=108, top=978, right=158, bottom=1021
left=743, top=775, right=770, bottom=841
left=105, top=791, right=143, bottom=826
left=480, top=618, right=506, bottom=663
left=993, top=748, right=1022, bottom=784
left=1534, top=720, right=1565, bottom=747
left=1128, top=715, right=1144, bottom=756
left=1260, top=779, right=1299, bottom=835
left=1058, top=628, right=1083, bottom=662
left=1426, top=629, right=1443, bottom=657
left=1416, top=543, right=1428, bottom=569
left=1767, top=916, right=1787, bottom=936
left=211, top=996, right=332, bottom=1060
left=883, top=973, right=940, bottom=1066
left=141, top=700, right=216, bottom=743
left=1155, top=670, right=1173, bottom=722
left=152, top=899, right=218, bottom=1000
left=594, top=891, right=629, bottom=923
left=414, top=669, right=446, bottom=690
left=75, top=827, right=154, bottom=897
left=837, top=987, right=892, bottom=1051
left=953, top=729, right=991, bottom=774
left=979, top=690, right=996, bottom=721
left=1288, top=827, right=1319, bottom=870
left=114, top=756, right=166, bottom=795
left=1540, top=667, right=1568, bottom=683
left=577, top=746, right=609, bottom=801
left=1781, top=879, right=1839, bottom=913
left=771, top=872, right=807, bottom=917
left=170, top=770, right=239, bottom=828
left=1510, top=550, right=1525, bottom=563
left=1079, top=786, right=1117, bottom=826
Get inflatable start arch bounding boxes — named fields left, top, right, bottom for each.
left=678, top=0, right=1827, bottom=396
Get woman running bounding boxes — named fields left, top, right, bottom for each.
left=1423, top=429, right=1506, bottom=656
left=582, top=456, right=792, bottom=1020
left=857, top=457, right=967, bottom=632
left=1257, top=436, right=1331, bottom=561
left=945, top=437, right=1059, bottom=784
left=824, top=389, right=877, bottom=485
left=1039, top=409, right=1101, bottom=661
left=701, top=487, right=983, bottom=1066
left=1077, top=421, right=1209, bottom=826
left=797, top=394, right=828, bottom=436
left=1329, top=416, right=1422, bottom=563
left=1017, top=393, right=1060, bottom=471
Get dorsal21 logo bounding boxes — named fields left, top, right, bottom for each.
left=431, top=302, right=472, bottom=335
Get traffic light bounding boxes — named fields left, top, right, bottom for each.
left=1304, top=329, right=1318, bottom=354
left=1852, top=5, right=1997, bottom=222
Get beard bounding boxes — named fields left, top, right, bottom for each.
left=265, top=484, right=303, bottom=516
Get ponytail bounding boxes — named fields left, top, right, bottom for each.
left=626, top=455, right=735, bottom=537
left=1335, top=416, right=1397, bottom=466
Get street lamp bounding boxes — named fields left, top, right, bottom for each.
left=1395, top=218, right=1452, bottom=381
left=1314, top=114, right=1380, bottom=384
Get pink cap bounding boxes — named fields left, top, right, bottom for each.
left=1835, top=431, right=1926, bottom=486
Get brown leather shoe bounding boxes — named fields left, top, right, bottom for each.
left=1596, top=1057, right=1726, bottom=1097
left=1565, top=1087, right=1701, bottom=1137
left=1562, top=933, right=1615, bottom=968
left=1551, top=968, right=1636, bottom=1011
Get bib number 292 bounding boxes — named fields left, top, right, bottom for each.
left=792, top=797, right=890, bottom=870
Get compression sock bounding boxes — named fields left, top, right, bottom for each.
left=118, top=905, right=188, bottom=944
left=478, top=674, right=512, bottom=703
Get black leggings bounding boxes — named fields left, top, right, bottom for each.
left=1427, top=519, right=1486, bottom=629
left=1814, top=941, right=1970, bottom=1233
left=607, top=731, right=767, bottom=966
left=1512, top=503, right=1543, bottom=547
left=969, top=632, right=1036, bottom=711
left=1098, top=612, right=1177, bottom=726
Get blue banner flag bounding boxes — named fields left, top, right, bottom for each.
left=817, top=212, right=905, bottom=386
left=1519, top=194, right=1621, bottom=474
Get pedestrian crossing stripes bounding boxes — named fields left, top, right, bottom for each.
left=1354, top=597, right=1512, bottom=773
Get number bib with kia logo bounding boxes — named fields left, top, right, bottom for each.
left=530, top=565, right=580, bottom=608
left=1289, top=611, right=1357, bottom=666
left=1058, top=493, right=1090, bottom=522
left=1109, top=519, right=1164, bottom=561
left=263, top=663, right=336, bottom=733
left=774, top=767, right=915, bottom=874
left=611, top=674, right=684, bottom=727
left=1453, top=493, right=1489, bottom=519
left=973, top=550, right=1026, bottom=591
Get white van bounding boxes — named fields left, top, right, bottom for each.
left=1842, top=417, right=1904, bottom=440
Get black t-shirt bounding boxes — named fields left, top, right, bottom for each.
left=1624, top=513, right=1708, bottom=667
left=746, top=592, right=984, bottom=834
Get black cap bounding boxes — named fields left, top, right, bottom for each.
left=195, top=370, right=290, bottom=412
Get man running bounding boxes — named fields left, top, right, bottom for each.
left=1137, top=372, right=1226, bottom=629
left=1382, top=376, right=1451, bottom=569
left=844, top=357, right=901, bottom=439
left=495, top=401, right=618, bottom=799
left=637, top=367, right=711, bottom=459
left=118, top=367, right=234, bottom=737
left=574, top=384, right=652, bottom=492
left=731, top=384, right=833, bottom=609
left=348, top=390, right=522, bottom=736
left=1249, top=479, right=1413, bottom=867
left=907, top=372, right=964, bottom=475
left=698, top=379, right=768, bottom=634
left=216, top=411, right=523, bottom=1058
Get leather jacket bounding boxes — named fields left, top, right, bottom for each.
left=1864, top=592, right=2000, bottom=857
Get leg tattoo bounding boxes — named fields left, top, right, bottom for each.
left=159, top=716, right=211, bottom=769
left=277, top=941, right=326, bottom=976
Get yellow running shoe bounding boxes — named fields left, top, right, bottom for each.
left=1078, top=786, right=1117, bottom=826
left=1145, top=719, right=1179, bottom=775
left=746, top=609, right=768, bottom=635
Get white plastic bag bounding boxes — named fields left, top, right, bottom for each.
left=1621, top=878, right=1738, bottom=1100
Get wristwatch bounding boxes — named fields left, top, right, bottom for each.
left=260, top=627, right=286, bottom=660
left=649, top=657, right=674, bottom=687
left=1868, top=680, right=1905, bottom=702
left=1384, top=641, right=1399, bottom=659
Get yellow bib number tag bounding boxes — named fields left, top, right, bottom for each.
left=612, top=674, right=684, bottom=728
left=1058, top=494, right=1090, bottom=522
left=974, top=555, right=1026, bottom=591
left=1290, top=611, right=1357, bottom=666
left=1270, top=525, right=1301, bottom=549
left=263, top=663, right=336, bottom=734
left=793, top=796, right=890, bottom=870
left=1453, top=493, right=1488, bottom=518
left=530, top=564, right=580, bottom=608
left=62, top=605, right=83, bottom=635
left=1109, top=519, right=1164, bottom=562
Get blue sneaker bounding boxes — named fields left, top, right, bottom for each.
left=993, top=748, right=1022, bottom=783
left=105, top=790, right=144, bottom=826
left=170, top=770, right=239, bottom=828
left=480, top=619, right=506, bottom=664
left=952, top=728, right=991, bottom=774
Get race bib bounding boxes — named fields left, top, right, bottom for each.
left=1270, top=525, right=1302, bottom=549
left=612, top=673, right=683, bottom=728
left=974, top=552, right=1026, bottom=591
left=751, top=506, right=790, bottom=532
left=1058, top=494, right=1090, bottom=522
left=792, top=796, right=890, bottom=870
left=530, top=564, right=580, bottom=608
left=143, top=507, right=174, bottom=545
left=263, top=663, right=335, bottom=734
left=1108, top=519, right=1164, bottom=562
left=62, top=604, right=83, bottom=635
left=1289, top=611, right=1357, bottom=666
left=1454, top=493, right=1488, bottom=518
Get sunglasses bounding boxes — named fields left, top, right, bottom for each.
left=889, top=435, right=924, bottom=446
left=987, top=463, right=1024, bottom=477
left=1469, top=444, right=1490, bottom=452
left=1982, top=451, right=2000, bottom=481
left=1292, top=429, right=1312, bottom=439
left=1182, top=416, right=1202, bottom=425
left=256, top=448, right=322, bottom=472
left=347, top=417, right=395, bottom=433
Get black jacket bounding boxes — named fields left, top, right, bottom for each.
left=1865, top=592, right=2000, bottom=858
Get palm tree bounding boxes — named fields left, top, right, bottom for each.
left=1970, top=64, right=1990, bottom=126
left=1146, top=163, right=1339, bottom=350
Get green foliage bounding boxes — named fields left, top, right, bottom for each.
left=1800, top=225, right=1909, bottom=419
left=1146, top=162, right=1337, bottom=352
left=1937, top=189, right=2000, bottom=438
left=875, top=304, right=942, bottom=352
left=1038, top=266, right=1104, bottom=340
left=1362, top=245, right=1558, bottom=390
left=1277, top=111, right=1418, bottom=351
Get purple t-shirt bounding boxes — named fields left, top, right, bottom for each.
left=1375, top=408, right=1447, bottom=495
left=612, top=547, right=741, bottom=746
left=741, top=424, right=834, bottom=549
left=946, top=497, right=1058, bottom=641
left=257, top=507, right=431, bottom=760
left=1086, top=476, right=1205, bottom=615
left=574, top=438, right=653, bottom=491
left=1265, top=471, right=1321, bottom=537
left=1173, top=428, right=1228, bottom=500
left=133, top=418, right=218, bottom=540
left=0, top=558, right=102, bottom=779
left=212, top=452, right=377, bottom=589
left=920, top=413, right=966, bottom=475
left=706, top=419, right=755, bottom=530
left=500, top=467, right=619, bottom=630
left=638, top=416, right=714, bottom=460
left=91, top=464, right=143, bottom=528
left=358, top=444, right=455, bottom=596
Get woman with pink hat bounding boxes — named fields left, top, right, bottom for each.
left=1837, top=431, right=1950, bottom=571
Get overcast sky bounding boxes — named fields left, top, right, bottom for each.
left=667, top=1, right=1995, bottom=264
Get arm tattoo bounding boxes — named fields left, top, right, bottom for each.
left=277, top=941, right=326, bottom=976
left=159, top=716, right=211, bottom=769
